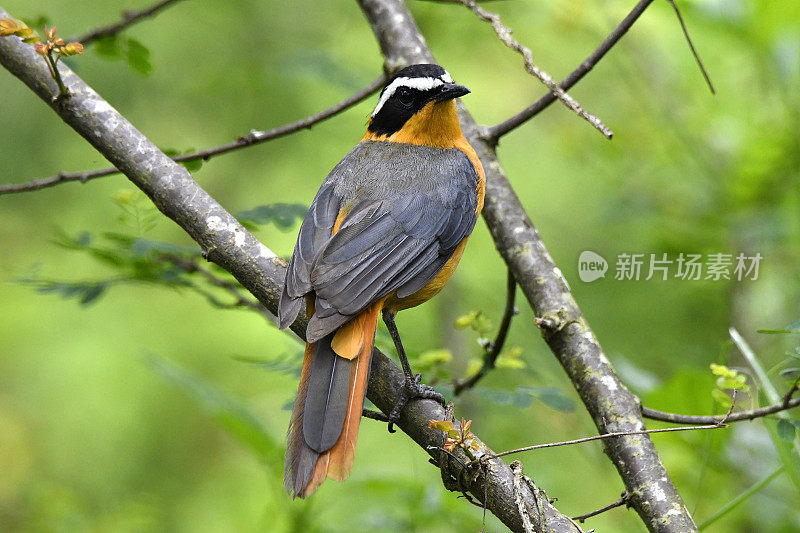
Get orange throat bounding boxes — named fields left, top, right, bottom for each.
left=362, top=99, right=464, bottom=148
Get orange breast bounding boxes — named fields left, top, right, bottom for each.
left=384, top=236, right=470, bottom=312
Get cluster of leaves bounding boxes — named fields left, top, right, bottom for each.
left=710, top=363, right=751, bottom=409
left=94, top=34, right=151, bottom=75
left=19, top=190, right=200, bottom=306
left=19, top=229, right=199, bottom=307
left=112, top=189, right=160, bottom=233
left=455, top=310, right=525, bottom=373
left=18, top=191, right=313, bottom=311
left=429, top=418, right=479, bottom=460
left=413, top=348, right=453, bottom=384
left=0, top=18, right=82, bottom=94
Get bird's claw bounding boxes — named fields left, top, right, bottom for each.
left=387, top=373, right=446, bottom=433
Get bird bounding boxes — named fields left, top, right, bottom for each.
left=277, top=63, right=485, bottom=499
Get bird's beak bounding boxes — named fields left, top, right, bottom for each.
left=434, top=83, right=470, bottom=102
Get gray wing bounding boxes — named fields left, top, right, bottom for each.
left=277, top=182, right=342, bottom=330
left=278, top=146, right=479, bottom=342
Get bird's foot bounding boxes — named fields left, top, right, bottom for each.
left=387, top=373, right=445, bottom=433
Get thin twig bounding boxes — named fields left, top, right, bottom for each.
left=643, top=396, right=800, bottom=425
left=0, top=74, right=386, bottom=195
left=665, top=0, right=715, bottom=94
left=72, top=0, right=186, bottom=46
left=456, top=0, right=613, bottom=139
left=453, top=268, right=517, bottom=395
left=487, top=0, right=655, bottom=141
left=572, top=492, right=629, bottom=523
left=478, top=423, right=725, bottom=463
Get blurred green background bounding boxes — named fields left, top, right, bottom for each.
left=1, top=0, right=799, bottom=531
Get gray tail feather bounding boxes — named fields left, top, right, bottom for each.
left=285, top=331, right=352, bottom=497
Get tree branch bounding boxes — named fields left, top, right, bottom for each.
left=71, top=0, right=186, bottom=46
left=453, top=268, right=516, bottom=395
left=0, top=8, right=577, bottom=532
left=487, top=0, right=655, bottom=142
left=456, top=0, right=612, bottom=140
left=358, top=0, right=697, bottom=531
left=642, top=396, right=800, bottom=425
left=482, top=423, right=724, bottom=461
left=0, top=74, right=385, bottom=195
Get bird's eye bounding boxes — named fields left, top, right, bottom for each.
left=396, top=88, right=414, bottom=106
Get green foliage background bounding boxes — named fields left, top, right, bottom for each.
left=1, top=0, right=799, bottom=531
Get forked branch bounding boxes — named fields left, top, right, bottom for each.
left=487, top=0, right=655, bottom=141
left=457, top=0, right=613, bottom=140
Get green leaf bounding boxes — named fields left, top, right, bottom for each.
left=76, top=231, right=91, bottom=246
left=21, top=278, right=111, bottom=306
left=711, top=388, right=733, bottom=408
left=496, top=347, right=525, bottom=370
left=758, top=320, right=800, bottom=335
left=180, top=158, right=202, bottom=172
left=236, top=203, right=308, bottom=230
left=130, top=238, right=199, bottom=256
left=415, top=349, right=452, bottom=373
left=512, top=390, right=534, bottom=409
left=79, top=283, right=106, bottom=305
left=524, top=386, right=576, bottom=412
left=777, top=419, right=796, bottom=442
left=428, top=420, right=453, bottom=432
left=94, top=35, right=121, bottom=58
left=454, top=311, right=477, bottom=329
left=710, top=363, right=737, bottom=378
left=475, top=388, right=513, bottom=406
left=125, top=38, right=152, bottom=75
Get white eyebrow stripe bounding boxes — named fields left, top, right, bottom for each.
left=371, top=71, right=454, bottom=117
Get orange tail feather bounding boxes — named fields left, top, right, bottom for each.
left=298, top=301, right=381, bottom=495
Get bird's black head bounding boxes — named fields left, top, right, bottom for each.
left=367, top=64, right=470, bottom=137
